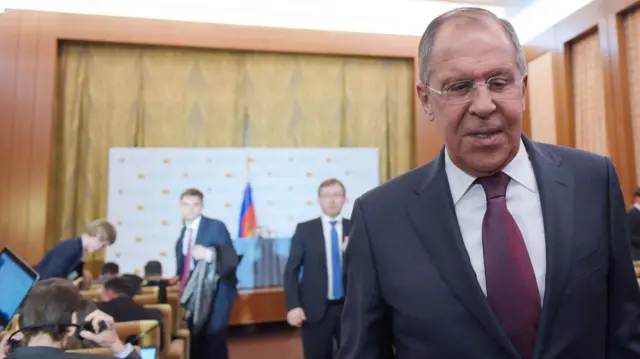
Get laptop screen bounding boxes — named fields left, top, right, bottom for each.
left=0, top=248, right=39, bottom=329
left=140, top=347, right=157, bottom=359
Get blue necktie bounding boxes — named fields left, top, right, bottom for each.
left=330, top=220, right=344, bottom=299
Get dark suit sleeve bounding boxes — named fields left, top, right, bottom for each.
left=284, top=224, right=304, bottom=310
left=36, top=242, right=79, bottom=280
left=605, top=159, right=640, bottom=357
left=339, top=199, right=393, bottom=359
left=214, top=220, right=233, bottom=246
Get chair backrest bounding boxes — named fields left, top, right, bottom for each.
left=166, top=293, right=182, bottom=333
left=134, top=293, right=159, bottom=306
left=114, top=319, right=161, bottom=348
left=144, top=304, right=172, bottom=354
left=80, top=290, right=101, bottom=301
left=140, top=286, right=158, bottom=295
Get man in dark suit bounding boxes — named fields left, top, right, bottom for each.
left=172, top=188, right=237, bottom=359
left=339, top=7, right=640, bottom=359
left=627, top=188, right=640, bottom=260
left=35, top=220, right=117, bottom=280
left=284, top=178, right=350, bottom=359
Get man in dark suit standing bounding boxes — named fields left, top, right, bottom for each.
left=339, top=7, right=640, bottom=359
left=35, top=219, right=117, bottom=280
left=172, top=188, right=237, bottom=359
left=627, top=188, right=640, bottom=260
left=284, top=178, right=350, bottom=359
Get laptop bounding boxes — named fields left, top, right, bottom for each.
left=140, top=346, right=158, bottom=359
left=0, top=248, right=39, bottom=330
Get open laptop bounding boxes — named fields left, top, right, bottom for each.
left=0, top=248, right=39, bottom=330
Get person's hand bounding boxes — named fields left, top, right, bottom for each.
left=0, top=333, right=9, bottom=359
left=286, top=308, right=306, bottom=327
left=167, top=276, right=180, bottom=285
left=192, top=245, right=211, bottom=261
left=79, top=310, right=126, bottom=354
left=72, top=277, right=84, bottom=287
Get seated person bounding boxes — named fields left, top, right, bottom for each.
left=35, top=220, right=117, bottom=280
left=94, top=263, right=119, bottom=285
left=117, top=276, right=143, bottom=297
left=0, top=278, right=139, bottom=359
left=142, top=262, right=163, bottom=287
left=97, top=278, right=164, bottom=350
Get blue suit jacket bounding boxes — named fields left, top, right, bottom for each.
left=175, top=216, right=238, bottom=332
left=35, top=237, right=83, bottom=280
left=339, top=135, right=640, bottom=359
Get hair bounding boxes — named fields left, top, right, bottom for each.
left=83, top=219, right=117, bottom=245
left=317, top=178, right=346, bottom=196
left=19, top=278, right=82, bottom=342
left=65, top=299, right=100, bottom=350
left=103, top=277, right=138, bottom=298
left=417, top=7, right=526, bottom=85
left=181, top=188, right=204, bottom=200
left=101, top=262, right=120, bottom=276
left=144, top=260, right=163, bottom=278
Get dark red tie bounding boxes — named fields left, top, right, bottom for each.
left=479, top=172, right=540, bottom=359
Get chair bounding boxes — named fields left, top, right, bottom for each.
left=114, top=320, right=161, bottom=358
left=145, top=304, right=188, bottom=359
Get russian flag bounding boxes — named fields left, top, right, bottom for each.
left=238, top=183, right=257, bottom=239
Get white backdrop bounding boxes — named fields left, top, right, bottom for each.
left=105, top=148, right=379, bottom=276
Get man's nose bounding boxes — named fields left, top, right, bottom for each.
left=468, top=86, right=497, bottom=118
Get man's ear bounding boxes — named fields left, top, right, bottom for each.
left=521, top=73, right=528, bottom=111
left=416, top=84, right=435, bottom=121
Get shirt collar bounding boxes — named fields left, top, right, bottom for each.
left=186, top=215, right=202, bottom=230
left=444, top=139, right=538, bottom=204
left=321, top=214, right=342, bottom=225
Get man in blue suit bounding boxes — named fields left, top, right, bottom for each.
left=173, top=188, right=237, bottom=359
left=36, top=219, right=117, bottom=281
left=339, top=7, right=640, bottom=359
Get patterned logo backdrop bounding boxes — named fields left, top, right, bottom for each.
left=105, top=148, right=379, bottom=279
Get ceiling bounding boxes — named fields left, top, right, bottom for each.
left=427, top=0, right=532, bottom=4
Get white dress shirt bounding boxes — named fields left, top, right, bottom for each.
left=180, top=215, right=213, bottom=270
left=445, top=139, right=547, bottom=302
left=321, top=214, right=343, bottom=299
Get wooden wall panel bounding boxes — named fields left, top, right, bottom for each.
left=528, top=52, right=557, bottom=144
left=570, top=32, right=609, bottom=156
left=623, top=8, right=640, bottom=185
left=525, top=0, right=640, bottom=204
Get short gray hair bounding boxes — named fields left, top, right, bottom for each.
left=418, top=7, right=527, bottom=84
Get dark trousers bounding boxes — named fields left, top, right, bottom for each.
left=189, top=292, right=232, bottom=359
left=302, top=301, right=343, bottom=359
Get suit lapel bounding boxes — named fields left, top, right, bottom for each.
left=405, top=149, right=519, bottom=356
left=523, top=137, right=574, bottom=358
left=195, top=216, right=208, bottom=246
left=315, top=218, right=328, bottom=269
left=342, top=219, right=350, bottom=242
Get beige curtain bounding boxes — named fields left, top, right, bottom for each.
left=53, top=43, right=414, bottom=260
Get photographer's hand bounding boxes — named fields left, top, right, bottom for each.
left=0, top=333, right=9, bottom=359
left=79, top=310, right=129, bottom=356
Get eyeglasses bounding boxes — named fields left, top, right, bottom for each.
left=426, top=75, right=524, bottom=104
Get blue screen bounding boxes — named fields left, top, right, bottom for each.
left=0, top=252, right=36, bottom=326
left=140, top=347, right=157, bottom=359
